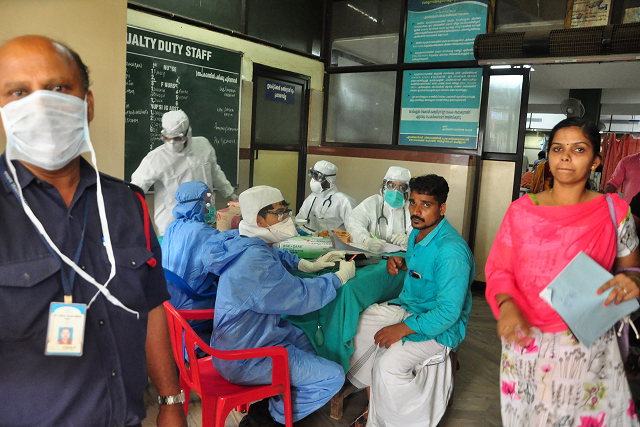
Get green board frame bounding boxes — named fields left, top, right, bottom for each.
left=124, top=26, right=242, bottom=186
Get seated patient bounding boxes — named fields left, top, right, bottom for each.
left=347, top=175, right=475, bottom=427
left=298, top=160, right=356, bottom=234
left=208, top=185, right=356, bottom=426
left=162, top=181, right=220, bottom=312
left=346, top=166, right=412, bottom=252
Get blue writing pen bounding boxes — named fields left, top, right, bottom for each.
left=408, top=270, right=422, bottom=279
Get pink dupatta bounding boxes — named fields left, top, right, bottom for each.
left=485, top=194, right=629, bottom=333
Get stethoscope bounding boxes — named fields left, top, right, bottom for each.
left=305, top=194, right=333, bottom=220
left=376, top=194, right=407, bottom=239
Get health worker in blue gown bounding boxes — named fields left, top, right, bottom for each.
left=162, top=180, right=220, bottom=312
left=207, top=185, right=356, bottom=426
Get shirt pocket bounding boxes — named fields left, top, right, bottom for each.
left=106, top=246, right=155, bottom=314
left=0, top=255, right=61, bottom=341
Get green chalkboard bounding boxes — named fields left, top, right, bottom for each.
left=124, top=25, right=242, bottom=186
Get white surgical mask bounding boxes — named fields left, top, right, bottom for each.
left=165, top=140, right=185, bottom=153
left=267, top=216, right=298, bottom=242
left=310, top=179, right=324, bottom=194
left=0, top=90, right=91, bottom=171
left=1, top=91, right=138, bottom=317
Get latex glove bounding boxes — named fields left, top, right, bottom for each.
left=334, top=261, right=356, bottom=286
left=390, top=233, right=409, bottom=249
left=363, top=237, right=386, bottom=253
left=229, top=193, right=239, bottom=201
left=298, top=257, right=336, bottom=273
left=317, top=251, right=346, bottom=264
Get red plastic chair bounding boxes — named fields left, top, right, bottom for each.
left=163, top=302, right=293, bottom=427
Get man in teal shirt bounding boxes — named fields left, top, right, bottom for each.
left=347, top=174, right=474, bottom=427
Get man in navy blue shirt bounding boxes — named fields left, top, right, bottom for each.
left=0, top=36, right=187, bottom=426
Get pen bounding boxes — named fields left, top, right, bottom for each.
left=348, top=253, right=358, bottom=262
left=408, top=270, right=422, bottom=279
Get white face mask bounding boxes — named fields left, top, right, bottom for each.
left=0, top=90, right=91, bottom=171
left=165, top=140, right=185, bottom=153
left=1, top=91, right=138, bottom=318
left=267, top=216, right=298, bottom=242
left=310, top=179, right=324, bottom=194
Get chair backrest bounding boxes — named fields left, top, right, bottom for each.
left=163, top=302, right=217, bottom=394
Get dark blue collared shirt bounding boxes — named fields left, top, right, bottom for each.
left=0, top=156, right=169, bottom=427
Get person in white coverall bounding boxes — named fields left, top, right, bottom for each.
left=298, top=160, right=356, bottom=234
left=131, top=109, right=238, bottom=235
left=345, top=166, right=412, bottom=252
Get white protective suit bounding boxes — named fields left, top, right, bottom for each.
left=345, top=166, right=412, bottom=246
left=298, top=160, right=356, bottom=232
left=131, top=111, right=235, bottom=235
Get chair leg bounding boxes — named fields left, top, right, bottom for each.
left=283, top=390, right=294, bottom=427
left=330, top=381, right=358, bottom=420
left=180, top=376, right=191, bottom=416
left=201, top=396, right=217, bottom=427
left=236, top=403, right=249, bottom=413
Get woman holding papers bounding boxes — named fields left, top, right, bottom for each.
left=486, top=118, right=640, bottom=427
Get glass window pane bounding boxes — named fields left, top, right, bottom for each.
left=254, top=76, right=304, bottom=145
left=330, top=0, right=402, bottom=66
left=326, top=71, right=396, bottom=144
left=484, top=74, right=523, bottom=153
left=135, top=0, right=242, bottom=31
left=495, top=0, right=568, bottom=31
left=247, top=0, right=323, bottom=56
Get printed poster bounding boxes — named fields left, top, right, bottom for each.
left=405, top=0, right=489, bottom=63
left=571, top=0, right=612, bottom=28
left=399, top=68, right=482, bottom=149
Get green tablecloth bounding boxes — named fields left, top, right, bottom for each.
left=285, top=260, right=406, bottom=372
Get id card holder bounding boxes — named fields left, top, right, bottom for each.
left=45, top=302, right=87, bottom=357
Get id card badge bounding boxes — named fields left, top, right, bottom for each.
left=45, top=302, right=87, bottom=357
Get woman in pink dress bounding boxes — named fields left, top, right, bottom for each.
left=486, top=118, right=640, bottom=427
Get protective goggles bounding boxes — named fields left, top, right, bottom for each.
left=264, top=209, right=292, bottom=221
left=161, top=130, right=187, bottom=143
left=383, top=180, right=409, bottom=193
left=308, top=168, right=336, bottom=182
left=180, top=192, right=213, bottom=207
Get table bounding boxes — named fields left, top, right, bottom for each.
left=285, top=259, right=406, bottom=373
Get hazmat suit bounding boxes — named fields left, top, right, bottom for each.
left=346, top=166, right=412, bottom=252
left=131, top=110, right=238, bottom=236
left=298, top=160, right=356, bottom=233
left=208, top=186, right=354, bottom=424
left=162, top=181, right=220, bottom=312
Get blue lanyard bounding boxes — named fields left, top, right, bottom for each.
left=1, top=159, right=91, bottom=299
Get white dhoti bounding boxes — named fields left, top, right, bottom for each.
left=347, top=303, right=453, bottom=427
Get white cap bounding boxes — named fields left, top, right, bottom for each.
left=384, top=166, right=411, bottom=183
left=314, top=160, right=338, bottom=185
left=239, top=185, right=284, bottom=226
left=162, top=110, right=190, bottom=137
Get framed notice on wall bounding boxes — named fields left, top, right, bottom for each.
left=124, top=26, right=242, bottom=184
left=405, top=0, right=489, bottom=63
left=399, top=68, right=482, bottom=149
left=570, top=0, right=612, bottom=28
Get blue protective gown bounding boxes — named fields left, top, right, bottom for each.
left=207, top=232, right=345, bottom=423
left=162, top=181, right=221, bottom=311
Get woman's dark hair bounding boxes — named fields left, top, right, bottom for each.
left=409, top=174, right=449, bottom=205
left=547, top=118, right=601, bottom=158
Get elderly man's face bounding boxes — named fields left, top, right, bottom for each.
left=0, top=36, right=93, bottom=121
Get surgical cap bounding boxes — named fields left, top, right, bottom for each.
left=384, top=166, right=411, bottom=183
left=239, top=185, right=284, bottom=226
left=172, top=181, right=209, bottom=221
left=162, top=110, right=190, bottom=137
left=314, top=160, right=338, bottom=185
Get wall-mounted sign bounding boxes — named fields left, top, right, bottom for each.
left=399, top=68, right=482, bottom=149
left=265, top=80, right=296, bottom=104
left=405, top=0, right=489, bottom=63
left=571, top=0, right=612, bottom=28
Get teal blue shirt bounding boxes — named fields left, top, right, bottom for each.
left=389, top=217, right=475, bottom=350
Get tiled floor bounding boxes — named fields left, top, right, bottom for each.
left=142, top=294, right=503, bottom=426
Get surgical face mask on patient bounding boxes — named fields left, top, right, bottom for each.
left=267, top=216, right=298, bottom=242
left=0, top=90, right=139, bottom=318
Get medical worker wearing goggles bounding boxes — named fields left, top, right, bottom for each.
left=131, top=109, right=238, bottom=236
left=298, top=160, right=356, bottom=234
left=208, top=185, right=356, bottom=426
left=346, top=166, right=412, bottom=252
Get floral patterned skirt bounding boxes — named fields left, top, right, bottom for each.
left=500, top=327, right=639, bottom=427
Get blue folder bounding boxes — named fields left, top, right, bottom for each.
left=539, top=251, right=639, bottom=348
